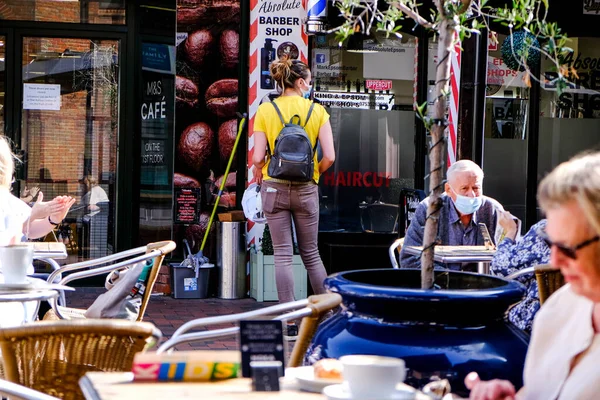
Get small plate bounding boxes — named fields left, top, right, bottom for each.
left=0, top=280, right=34, bottom=290
left=323, top=383, right=415, bottom=400
left=288, top=366, right=343, bottom=393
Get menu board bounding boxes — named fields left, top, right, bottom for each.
left=174, top=188, right=201, bottom=224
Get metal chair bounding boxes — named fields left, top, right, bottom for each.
left=0, top=319, right=161, bottom=400
left=0, top=377, right=60, bottom=400
left=43, top=240, right=176, bottom=321
left=506, top=264, right=565, bottom=305
left=156, top=293, right=342, bottom=368
left=388, top=237, right=405, bottom=269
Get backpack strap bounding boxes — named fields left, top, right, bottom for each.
left=304, top=102, right=316, bottom=127
left=305, top=102, right=319, bottom=155
left=270, top=100, right=286, bottom=128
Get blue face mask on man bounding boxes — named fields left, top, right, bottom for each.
left=450, top=185, right=483, bottom=215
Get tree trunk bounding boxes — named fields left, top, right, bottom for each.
left=421, top=16, right=455, bottom=289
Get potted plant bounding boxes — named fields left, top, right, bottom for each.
left=306, top=0, right=572, bottom=395
left=250, top=224, right=308, bottom=301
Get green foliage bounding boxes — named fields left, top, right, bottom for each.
left=262, top=224, right=274, bottom=255
left=261, top=224, right=300, bottom=256
left=329, top=0, right=571, bottom=96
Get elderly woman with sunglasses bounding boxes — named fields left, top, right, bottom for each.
left=467, top=151, right=600, bottom=400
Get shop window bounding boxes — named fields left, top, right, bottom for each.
left=482, top=32, right=531, bottom=223
left=311, top=33, right=417, bottom=233
left=0, top=0, right=126, bottom=25
left=538, top=37, right=600, bottom=195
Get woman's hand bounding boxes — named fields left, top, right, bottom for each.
left=252, top=165, right=263, bottom=185
left=498, top=211, right=518, bottom=241
left=465, top=372, right=516, bottom=400
left=49, top=196, right=76, bottom=223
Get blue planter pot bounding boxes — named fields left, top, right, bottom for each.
left=307, top=269, right=529, bottom=396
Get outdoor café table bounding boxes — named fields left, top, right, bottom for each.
left=79, top=372, right=436, bottom=400
left=32, top=242, right=68, bottom=271
left=79, top=372, right=326, bottom=400
left=0, top=284, right=59, bottom=327
left=403, top=245, right=496, bottom=274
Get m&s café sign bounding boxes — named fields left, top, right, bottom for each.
left=584, top=0, right=600, bottom=15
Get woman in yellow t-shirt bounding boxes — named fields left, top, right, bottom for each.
left=252, top=56, right=335, bottom=333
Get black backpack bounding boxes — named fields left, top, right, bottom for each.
left=267, top=100, right=317, bottom=182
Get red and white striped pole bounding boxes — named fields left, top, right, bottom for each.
left=447, top=40, right=461, bottom=166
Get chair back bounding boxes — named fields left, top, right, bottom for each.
left=0, top=319, right=161, bottom=400
left=398, top=188, right=426, bottom=237
left=45, top=240, right=176, bottom=321
left=138, top=241, right=176, bottom=321
left=534, top=264, right=565, bottom=304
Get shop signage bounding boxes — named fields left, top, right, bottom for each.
left=584, top=0, right=600, bottom=14
left=487, top=57, right=527, bottom=88
left=141, top=43, right=176, bottom=74
left=174, top=188, right=201, bottom=224
left=322, top=171, right=392, bottom=188
left=239, top=320, right=285, bottom=379
left=365, top=79, right=392, bottom=91
left=313, top=91, right=395, bottom=110
left=23, top=83, right=61, bottom=111
left=488, top=31, right=498, bottom=51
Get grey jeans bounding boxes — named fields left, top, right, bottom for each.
left=261, top=180, right=328, bottom=303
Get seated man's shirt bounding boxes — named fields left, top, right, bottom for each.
left=399, top=193, right=501, bottom=270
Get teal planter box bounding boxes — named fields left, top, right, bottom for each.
left=250, top=251, right=307, bottom=302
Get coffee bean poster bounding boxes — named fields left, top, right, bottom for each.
left=175, top=0, right=241, bottom=255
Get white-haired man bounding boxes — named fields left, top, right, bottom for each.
left=400, top=160, right=504, bottom=270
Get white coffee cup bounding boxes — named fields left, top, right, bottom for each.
left=340, top=355, right=406, bottom=399
left=0, top=244, right=34, bottom=284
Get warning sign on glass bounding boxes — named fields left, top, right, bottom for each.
left=365, top=80, right=392, bottom=91
left=174, top=188, right=201, bottom=224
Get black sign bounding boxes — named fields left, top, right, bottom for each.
left=239, top=320, right=285, bottom=378
left=174, top=187, right=201, bottom=224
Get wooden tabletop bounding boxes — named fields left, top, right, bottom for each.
left=80, top=372, right=326, bottom=400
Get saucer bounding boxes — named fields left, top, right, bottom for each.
left=0, top=280, right=34, bottom=290
left=287, top=366, right=342, bottom=393
left=323, top=383, right=415, bottom=400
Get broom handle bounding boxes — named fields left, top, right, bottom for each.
left=200, top=115, right=247, bottom=253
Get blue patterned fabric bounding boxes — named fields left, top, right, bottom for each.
left=490, top=220, right=550, bottom=332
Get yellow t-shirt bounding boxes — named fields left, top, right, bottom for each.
left=254, top=96, right=330, bottom=183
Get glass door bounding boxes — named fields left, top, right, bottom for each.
left=18, top=36, right=120, bottom=262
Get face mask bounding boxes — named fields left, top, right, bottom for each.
left=302, top=84, right=312, bottom=99
left=450, top=186, right=483, bottom=215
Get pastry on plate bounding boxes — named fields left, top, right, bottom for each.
left=313, top=358, right=343, bottom=381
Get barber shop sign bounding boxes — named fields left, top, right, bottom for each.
left=584, top=0, right=600, bottom=15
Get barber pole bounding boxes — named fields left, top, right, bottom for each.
left=447, top=40, right=461, bottom=166
left=305, top=0, right=328, bottom=34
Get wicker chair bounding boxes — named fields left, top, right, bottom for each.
left=156, top=293, right=342, bottom=368
left=0, top=319, right=161, bottom=400
left=43, top=240, right=175, bottom=321
left=534, top=264, right=565, bottom=304
left=506, top=264, right=566, bottom=305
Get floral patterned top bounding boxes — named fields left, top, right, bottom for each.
left=490, top=220, right=550, bottom=333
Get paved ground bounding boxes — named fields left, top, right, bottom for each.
left=66, top=288, right=275, bottom=351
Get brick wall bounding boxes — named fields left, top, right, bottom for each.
left=0, top=0, right=125, bottom=24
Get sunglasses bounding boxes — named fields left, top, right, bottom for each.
left=538, top=228, right=600, bottom=260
